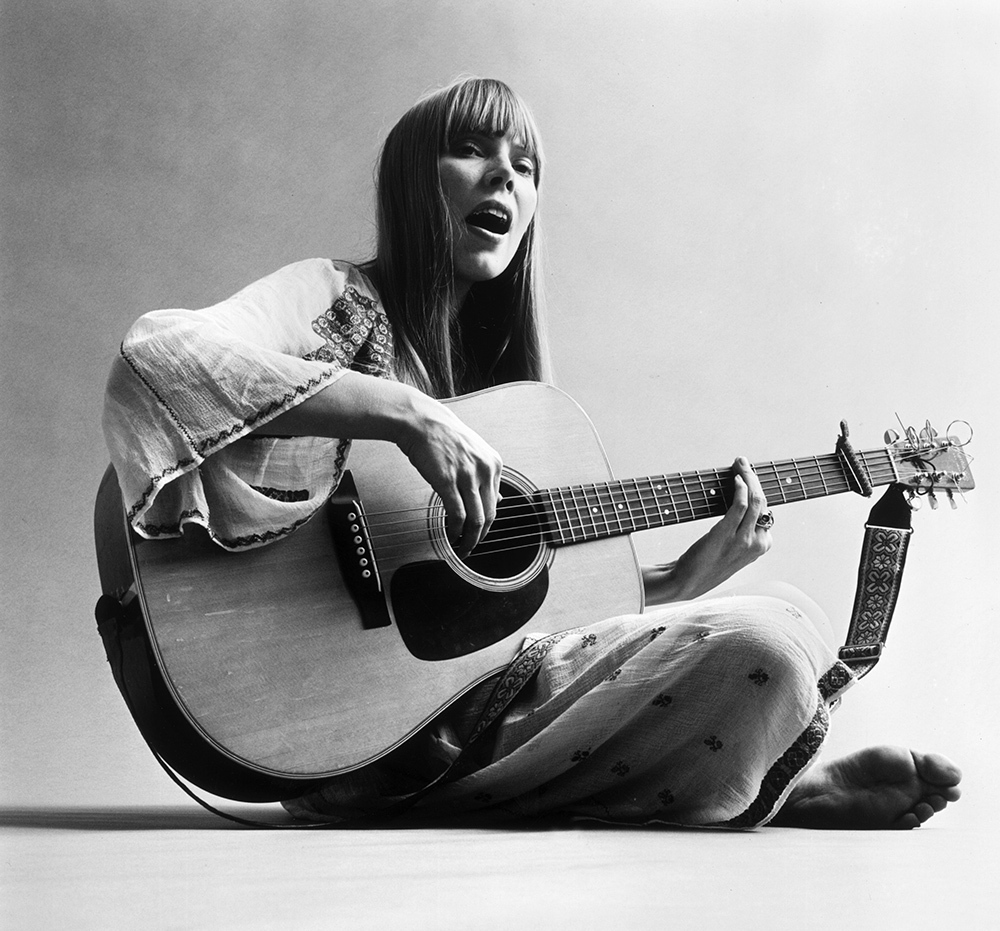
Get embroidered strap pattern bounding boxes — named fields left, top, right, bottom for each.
left=467, top=630, right=576, bottom=745
left=839, top=522, right=912, bottom=678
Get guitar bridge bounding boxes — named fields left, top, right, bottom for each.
left=328, top=471, right=391, bottom=629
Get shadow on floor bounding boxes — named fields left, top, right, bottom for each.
left=0, top=804, right=723, bottom=834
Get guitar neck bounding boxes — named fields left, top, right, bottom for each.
left=536, top=447, right=897, bottom=545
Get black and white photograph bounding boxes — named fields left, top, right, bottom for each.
left=2, top=1, right=997, bottom=928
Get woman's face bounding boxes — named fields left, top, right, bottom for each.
left=438, top=131, right=538, bottom=299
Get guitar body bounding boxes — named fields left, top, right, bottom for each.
left=94, top=383, right=643, bottom=800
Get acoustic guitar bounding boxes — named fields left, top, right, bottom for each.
left=93, top=382, right=974, bottom=801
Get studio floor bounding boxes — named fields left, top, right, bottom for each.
left=2, top=804, right=997, bottom=930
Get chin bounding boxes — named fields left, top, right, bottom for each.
left=459, top=253, right=518, bottom=286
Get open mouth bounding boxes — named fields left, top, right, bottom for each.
left=466, top=205, right=512, bottom=236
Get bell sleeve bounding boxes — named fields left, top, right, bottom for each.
left=102, top=258, right=392, bottom=549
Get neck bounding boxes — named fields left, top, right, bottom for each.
left=453, top=279, right=472, bottom=308
left=532, top=446, right=898, bottom=546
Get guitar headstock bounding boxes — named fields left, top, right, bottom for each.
left=886, top=420, right=975, bottom=507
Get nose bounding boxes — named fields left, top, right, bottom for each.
left=487, top=157, right=515, bottom=191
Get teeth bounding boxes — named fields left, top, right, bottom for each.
left=470, top=205, right=509, bottom=220
left=467, top=205, right=511, bottom=235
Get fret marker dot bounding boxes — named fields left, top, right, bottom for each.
left=592, top=507, right=599, bottom=514
left=617, top=503, right=624, bottom=510
left=710, top=489, right=717, bottom=496
left=785, top=478, right=793, bottom=485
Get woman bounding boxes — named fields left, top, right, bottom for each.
left=104, top=77, right=960, bottom=828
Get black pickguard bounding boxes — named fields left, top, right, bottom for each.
left=390, top=561, right=549, bottom=661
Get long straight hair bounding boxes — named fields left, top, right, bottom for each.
left=370, top=78, right=550, bottom=399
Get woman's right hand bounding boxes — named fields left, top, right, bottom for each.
left=252, top=371, right=503, bottom=557
left=395, top=394, right=504, bottom=558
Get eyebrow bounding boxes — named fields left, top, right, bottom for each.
left=454, top=130, right=535, bottom=157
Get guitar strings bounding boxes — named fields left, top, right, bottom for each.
left=362, top=450, right=899, bottom=533
left=361, top=453, right=903, bottom=562
left=363, top=458, right=901, bottom=542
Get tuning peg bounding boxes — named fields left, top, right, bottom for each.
left=884, top=429, right=900, bottom=444
left=927, top=490, right=939, bottom=510
left=947, top=490, right=958, bottom=509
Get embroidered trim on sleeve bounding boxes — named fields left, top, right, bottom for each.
left=124, top=367, right=341, bottom=523
left=311, top=286, right=393, bottom=376
left=120, top=343, right=199, bottom=450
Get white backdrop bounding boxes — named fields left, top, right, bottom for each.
left=2, top=0, right=997, bottom=829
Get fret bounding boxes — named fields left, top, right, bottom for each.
left=694, top=470, right=710, bottom=520
left=608, top=481, right=629, bottom=534
left=629, top=478, right=650, bottom=531
left=571, top=485, right=593, bottom=540
left=706, top=471, right=726, bottom=517
left=677, top=472, right=697, bottom=523
left=577, top=484, right=595, bottom=538
left=617, top=478, right=637, bottom=533
left=660, top=476, right=679, bottom=526
left=649, top=476, right=673, bottom=528
left=541, top=490, right=567, bottom=545
left=767, top=461, right=788, bottom=505
left=645, top=477, right=664, bottom=527
left=584, top=483, right=612, bottom=538
left=642, top=478, right=660, bottom=529
left=789, top=458, right=807, bottom=502
left=556, top=485, right=580, bottom=544
left=813, top=456, right=830, bottom=497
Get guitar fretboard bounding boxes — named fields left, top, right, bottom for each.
left=535, top=448, right=897, bottom=545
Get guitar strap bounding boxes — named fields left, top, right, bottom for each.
left=838, top=481, right=914, bottom=679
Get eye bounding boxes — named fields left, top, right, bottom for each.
left=514, top=159, right=536, bottom=177
left=452, top=139, right=483, bottom=158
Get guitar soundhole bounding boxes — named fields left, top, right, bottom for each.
left=390, top=480, right=550, bottom=661
left=460, top=480, right=544, bottom=580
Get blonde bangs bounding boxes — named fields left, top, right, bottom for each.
left=442, top=79, right=543, bottom=177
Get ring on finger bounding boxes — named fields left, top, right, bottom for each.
left=756, top=510, right=775, bottom=530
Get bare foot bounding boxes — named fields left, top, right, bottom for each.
left=771, top=746, right=962, bottom=829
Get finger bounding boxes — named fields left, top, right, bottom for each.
left=733, top=457, right=767, bottom=533
left=719, top=467, right=749, bottom=528
left=459, top=509, right=486, bottom=558
left=475, top=450, right=504, bottom=543
left=480, top=475, right=500, bottom=541
left=441, top=491, right=467, bottom=553
left=456, top=479, right=487, bottom=557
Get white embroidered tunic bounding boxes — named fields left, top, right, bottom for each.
left=103, top=259, right=391, bottom=549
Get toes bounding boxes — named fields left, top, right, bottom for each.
left=894, top=811, right=921, bottom=830
left=924, top=794, right=949, bottom=814
left=911, top=750, right=963, bottom=788
left=912, top=801, right=936, bottom=824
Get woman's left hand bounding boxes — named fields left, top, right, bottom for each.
left=642, top=456, right=773, bottom=605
